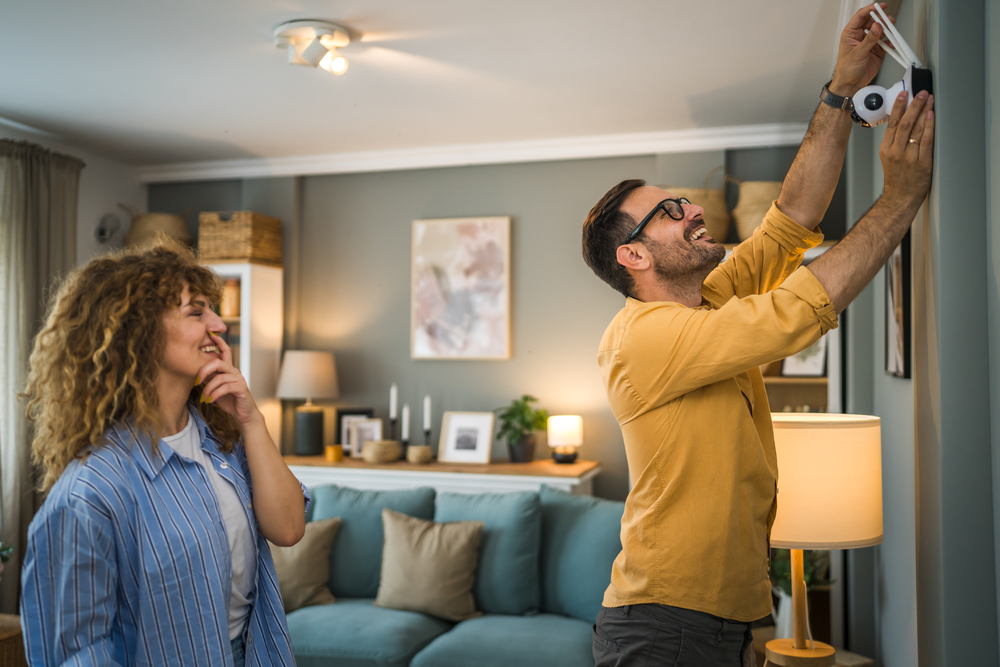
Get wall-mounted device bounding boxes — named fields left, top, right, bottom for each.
left=850, top=3, right=933, bottom=127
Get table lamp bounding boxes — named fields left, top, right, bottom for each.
left=277, top=350, right=339, bottom=455
left=766, top=413, right=882, bottom=667
left=547, top=415, right=582, bottom=464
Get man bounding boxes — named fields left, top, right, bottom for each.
left=581, top=5, right=933, bottom=666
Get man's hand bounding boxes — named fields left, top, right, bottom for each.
left=880, top=90, right=935, bottom=206
left=831, top=3, right=894, bottom=96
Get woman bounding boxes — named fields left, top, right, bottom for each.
left=20, top=243, right=307, bottom=666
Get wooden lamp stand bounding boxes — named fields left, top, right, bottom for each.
left=764, top=548, right=835, bottom=667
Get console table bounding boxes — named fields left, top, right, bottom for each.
left=284, top=456, right=601, bottom=496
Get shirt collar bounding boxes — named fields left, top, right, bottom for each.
left=110, top=404, right=218, bottom=480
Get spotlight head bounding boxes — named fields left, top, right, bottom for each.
left=300, top=38, right=330, bottom=67
left=273, top=19, right=351, bottom=71
left=320, top=50, right=349, bottom=75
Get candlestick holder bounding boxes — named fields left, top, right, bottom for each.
left=424, top=429, right=432, bottom=449
left=400, top=438, right=409, bottom=460
left=389, top=418, right=397, bottom=441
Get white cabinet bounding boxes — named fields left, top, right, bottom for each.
left=204, top=262, right=283, bottom=447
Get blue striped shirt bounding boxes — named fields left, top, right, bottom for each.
left=21, top=407, right=309, bottom=666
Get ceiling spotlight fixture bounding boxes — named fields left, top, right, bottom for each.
left=274, top=19, right=351, bottom=75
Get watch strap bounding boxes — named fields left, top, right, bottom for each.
left=819, top=81, right=854, bottom=111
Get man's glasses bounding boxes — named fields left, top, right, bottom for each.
left=623, top=197, right=692, bottom=244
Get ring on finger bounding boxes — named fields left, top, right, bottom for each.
left=908, top=138, right=918, bottom=144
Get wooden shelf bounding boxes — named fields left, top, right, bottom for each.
left=763, top=376, right=828, bottom=385
left=284, top=455, right=599, bottom=478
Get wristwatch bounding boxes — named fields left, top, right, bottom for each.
left=819, top=81, right=872, bottom=128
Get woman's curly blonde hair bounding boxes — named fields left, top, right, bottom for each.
left=23, top=242, right=242, bottom=492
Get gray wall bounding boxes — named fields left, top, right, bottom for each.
left=989, top=0, right=1000, bottom=657
left=845, top=0, right=1000, bottom=665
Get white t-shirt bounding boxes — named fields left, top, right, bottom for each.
left=163, top=415, right=256, bottom=640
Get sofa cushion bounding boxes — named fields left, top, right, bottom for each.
left=375, top=509, right=483, bottom=621
left=269, top=516, right=341, bottom=613
left=287, top=597, right=452, bottom=667
left=410, top=614, right=593, bottom=667
left=539, top=485, right=625, bottom=623
left=311, top=485, right=436, bottom=598
left=434, top=491, right=541, bottom=615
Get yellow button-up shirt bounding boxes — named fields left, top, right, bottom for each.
left=598, top=203, right=839, bottom=622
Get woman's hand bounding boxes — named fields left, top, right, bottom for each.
left=196, top=331, right=260, bottom=427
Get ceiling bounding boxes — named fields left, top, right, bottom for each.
left=0, top=0, right=848, bottom=168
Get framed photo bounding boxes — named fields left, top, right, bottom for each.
left=411, top=217, right=511, bottom=359
left=885, top=230, right=911, bottom=378
left=438, top=412, right=495, bottom=464
left=782, top=335, right=828, bottom=377
left=349, top=418, right=383, bottom=458
left=336, top=408, right=374, bottom=452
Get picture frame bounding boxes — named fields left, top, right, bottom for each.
left=336, top=408, right=375, bottom=452
left=349, top=418, right=383, bottom=458
left=438, top=412, right=495, bottom=464
left=411, top=217, right=511, bottom=360
left=885, top=230, right=911, bottom=378
left=781, top=335, right=828, bottom=377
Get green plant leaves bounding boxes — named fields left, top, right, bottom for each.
left=494, top=394, right=549, bottom=443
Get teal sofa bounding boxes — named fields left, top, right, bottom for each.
left=286, top=484, right=624, bottom=667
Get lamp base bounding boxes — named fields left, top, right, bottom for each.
left=551, top=450, right=578, bottom=464
left=765, top=638, right=836, bottom=667
left=294, top=406, right=324, bottom=456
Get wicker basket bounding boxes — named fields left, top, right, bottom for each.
left=198, top=211, right=283, bottom=265
left=406, top=445, right=433, bottom=464
left=362, top=440, right=401, bottom=463
left=660, top=166, right=730, bottom=243
left=731, top=181, right=783, bottom=240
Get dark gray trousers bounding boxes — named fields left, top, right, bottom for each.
left=593, top=604, right=757, bottom=667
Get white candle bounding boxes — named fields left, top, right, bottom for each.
left=390, top=383, right=398, bottom=420
left=423, top=394, right=431, bottom=431
left=402, top=404, right=410, bottom=440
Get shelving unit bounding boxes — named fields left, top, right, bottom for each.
left=204, top=261, right=284, bottom=448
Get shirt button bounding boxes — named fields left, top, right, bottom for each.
left=220, top=462, right=229, bottom=470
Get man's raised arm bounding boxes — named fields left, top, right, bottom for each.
left=808, top=90, right=934, bottom=313
left=777, top=4, right=893, bottom=231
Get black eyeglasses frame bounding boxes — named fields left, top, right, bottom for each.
left=623, top=197, right=692, bottom=244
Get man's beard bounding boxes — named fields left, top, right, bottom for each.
left=647, top=235, right=726, bottom=283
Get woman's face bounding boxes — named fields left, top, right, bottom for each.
left=160, top=284, right=226, bottom=384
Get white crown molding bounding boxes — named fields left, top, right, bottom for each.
left=136, top=122, right=808, bottom=183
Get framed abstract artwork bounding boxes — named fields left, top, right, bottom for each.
left=411, top=217, right=511, bottom=360
left=885, top=230, right=911, bottom=378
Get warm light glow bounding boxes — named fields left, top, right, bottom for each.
left=769, top=413, right=883, bottom=549
left=320, top=50, right=349, bottom=74
left=547, top=415, right=583, bottom=447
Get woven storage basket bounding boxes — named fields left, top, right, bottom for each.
left=362, top=440, right=401, bottom=463
left=731, top=181, right=783, bottom=240
left=661, top=165, right=730, bottom=242
left=406, top=445, right=433, bottom=464
left=198, top=211, right=283, bottom=265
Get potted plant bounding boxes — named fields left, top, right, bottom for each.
left=495, top=395, right=549, bottom=463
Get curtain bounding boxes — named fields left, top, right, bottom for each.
left=0, top=140, right=83, bottom=613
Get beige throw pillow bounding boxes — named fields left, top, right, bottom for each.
left=269, top=517, right=341, bottom=613
left=374, top=509, right=484, bottom=621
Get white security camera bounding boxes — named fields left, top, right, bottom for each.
left=848, top=4, right=933, bottom=128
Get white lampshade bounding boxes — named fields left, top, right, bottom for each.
left=770, top=413, right=883, bottom=550
left=547, top=415, right=583, bottom=447
left=276, top=350, right=339, bottom=401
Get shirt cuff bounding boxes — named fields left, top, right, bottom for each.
left=778, top=266, right=839, bottom=334
left=761, top=202, right=825, bottom=255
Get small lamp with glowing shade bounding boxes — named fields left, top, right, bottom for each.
left=277, top=351, right=339, bottom=456
left=766, top=413, right=882, bottom=667
left=547, top=415, right=582, bottom=464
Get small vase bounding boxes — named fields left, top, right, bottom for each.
left=508, top=434, right=536, bottom=463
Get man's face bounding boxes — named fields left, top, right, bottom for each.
left=620, top=185, right=725, bottom=281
